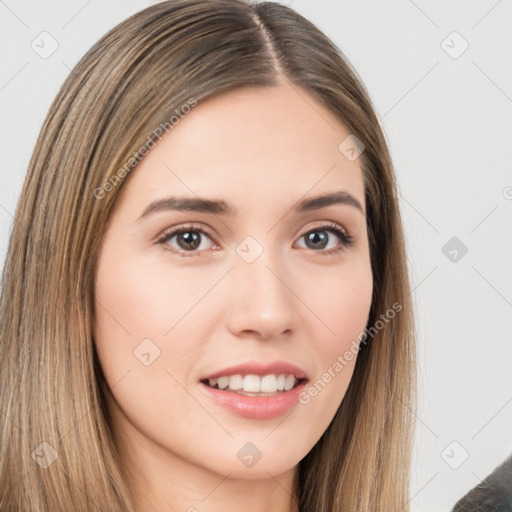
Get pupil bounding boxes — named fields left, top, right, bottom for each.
left=307, top=231, right=327, bottom=249
left=178, top=231, right=200, bottom=250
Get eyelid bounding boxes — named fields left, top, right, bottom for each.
left=298, top=220, right=350, bottom=238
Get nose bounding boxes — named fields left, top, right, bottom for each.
left=225, top=247, right=298, bottom=341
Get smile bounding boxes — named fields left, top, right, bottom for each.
left=202, top=373, right=303, bottom=395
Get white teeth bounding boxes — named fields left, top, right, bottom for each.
left=206, top=373, right=299, bottom=393
left=229, top=374, right=243, bottom=390
left=260, top=374, right=277, bottom=393
left=243, top=374, right=260, bottom=393
left=284, top=375, right=295, bottom=391
left=217, top=376, right=229, bottom=390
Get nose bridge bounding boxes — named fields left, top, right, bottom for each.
left=227, top=238, right=297, bottom=338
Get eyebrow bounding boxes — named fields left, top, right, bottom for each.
left=136, top=190, right=365, bottom=222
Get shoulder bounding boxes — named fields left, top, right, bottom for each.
left=451, top=454, right=512, bottom=511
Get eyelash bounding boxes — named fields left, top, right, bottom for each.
left=156, top=222, right=354, bottom=258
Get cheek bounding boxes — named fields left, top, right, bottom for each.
left=92, top=247, right=171, bottom=386
left=93, top=245, right=213, bottom=344
left=92, top=250, right=207, bottom=436
left=294, top=259, right=372, bottom=420
left=92, top=245, right=225, bottom=397
left=306, top=257, right=373, bottom=352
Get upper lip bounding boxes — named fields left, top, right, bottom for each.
left=200, top=361, right=308, bottom=381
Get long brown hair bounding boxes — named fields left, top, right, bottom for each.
left=0, top=1, right=416, bottom=510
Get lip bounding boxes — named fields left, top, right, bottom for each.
left=199, top=360, right=308, bottom=380
left=199, top=379, right=308, bottom=419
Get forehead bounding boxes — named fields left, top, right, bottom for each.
left=113, top=83, right=365, bottom=216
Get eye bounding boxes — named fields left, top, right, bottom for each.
left=157, top=224, right=217, bottom=257
left=157, top=221, right=354, bottom=258
left=295, top=222, right=354, bottom=255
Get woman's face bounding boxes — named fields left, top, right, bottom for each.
left=93, top=82, right=373, bottom=483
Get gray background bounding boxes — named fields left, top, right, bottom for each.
left=1, top=1, right=511, bottom=510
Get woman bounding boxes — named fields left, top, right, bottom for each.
left=0, top=1, right=416, bottom=510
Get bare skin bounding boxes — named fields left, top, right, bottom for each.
left=93, top=81, right=373, bottom=512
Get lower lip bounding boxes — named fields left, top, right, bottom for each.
left=198, top=380, right=308, bottom=420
